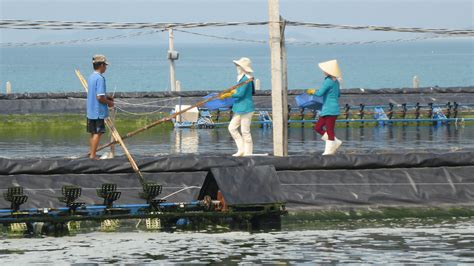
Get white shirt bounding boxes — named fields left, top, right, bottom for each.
left=237, top=73, right=253, bottom=82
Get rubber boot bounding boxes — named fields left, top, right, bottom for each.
left=232, top=150, right=244, bottom=157
left=232, top=138, right=244, bottom=157
left=334, top=138, right=342, bottom=152
left=321, top=132, right=328, bottom=141
left=243, top=141, right=253, bottom=156
left=322, top=140, right=337, bottom=155
left=322, top=133, right=342, bottom=152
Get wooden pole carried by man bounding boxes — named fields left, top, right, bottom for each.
left=75, top=57, right=145, bottom=184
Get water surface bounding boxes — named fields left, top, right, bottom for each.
left=0, top=125, right=473, bottom=158
left=1, top=218, right=473, bottom=264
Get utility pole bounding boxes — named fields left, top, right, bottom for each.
left=255, top=79, right=261, bottom=91
left=5, top=81, right=11, bottom=95
left=413, top=75, right=420, bottom=89
left=168, top=28, right=179, bottom=92
left=268, top=0, right=288, bottom=156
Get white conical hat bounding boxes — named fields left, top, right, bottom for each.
left=318, top=60, right=341, bottom=78
left=233, top=57, right=254, bottom=73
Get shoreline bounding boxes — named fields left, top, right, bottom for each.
left=1, top=86, right=473, bottom=100
left=1, top=113, right=473, bottom=128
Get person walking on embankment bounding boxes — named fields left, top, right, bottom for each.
left=86, top=55, right=114, bottom=159
left=307, top=60, right=343, bottom=155
left=220, top=57, right=255, bottom=157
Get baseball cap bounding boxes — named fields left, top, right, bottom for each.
left=92, top=54, right=109, bottom=65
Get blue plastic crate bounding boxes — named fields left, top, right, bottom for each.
left=203, top=93, right=235, bottom=110
left=295, top=93, right=323, bottom=110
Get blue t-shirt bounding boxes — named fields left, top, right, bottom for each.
left=86, top=72, right=109, bottom=119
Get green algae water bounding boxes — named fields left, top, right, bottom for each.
left=0, top=217, right=473, bottom=264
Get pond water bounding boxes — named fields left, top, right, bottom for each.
left=0, top=218, right=473, bottom=264
left=0, top=125, right=473, bottom=158
left=1, top=124, right=473, bottom=264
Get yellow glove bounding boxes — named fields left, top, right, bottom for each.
left=220, top=92, right=233, bottom=100
left=306, top=88, right=316, bottom=95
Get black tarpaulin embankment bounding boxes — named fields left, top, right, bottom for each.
left=0, top=151, right=473, bottom=210
left=198, top=165, right=285, bottom=205
left=1, top=151, right=473, bottom=175
left=1, top=86, right=473, bottom=114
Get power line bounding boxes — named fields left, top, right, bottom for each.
left=174, top=29, right=266, bottom=44
left=0, top=29, right=456, bottom=47
left=1, top=19, right=473, bottom=36
left=287, top=35, right=447, bottom=46
left=0, top=29, right=165, bottom=47
left=285, top=21, right=474, bottom=36
left=175, top=29, right=449, bottom=46
left=0, top=20, right=269, bottom=30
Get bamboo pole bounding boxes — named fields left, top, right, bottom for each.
left=104, top=118, right=144, bottom=183
left=75, top=69, right=145, bottom=185
left=93, top=77, right=254, bottom=154
left=109, top=107, right=116, bottom=157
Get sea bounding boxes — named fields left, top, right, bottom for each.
left=0, top=39, right=473, bottom=93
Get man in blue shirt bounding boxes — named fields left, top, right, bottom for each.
left=87, top=55, right=114, bottom=159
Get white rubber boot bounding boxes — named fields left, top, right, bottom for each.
left=321, top=132, right=328, bottom=141
left=322, top=133, right=342, bottom=152
left=322, top=140, right=337, bottom=155
left=334, top=138, right=342, bottom=152
left=232, top=139, right=244, bottom=157
left=243, top=141, right=253, bottom=156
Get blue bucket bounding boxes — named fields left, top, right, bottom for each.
left=295, top=93, right=323, bottom=110
left=203, top=93, right=235, bottom=110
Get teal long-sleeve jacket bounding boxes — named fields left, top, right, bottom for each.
left=313, top=76, right=341, bottom=116
left=231, top=75, right=255, bottom=114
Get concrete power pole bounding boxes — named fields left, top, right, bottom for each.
left=268, top=0, right=288, bottom=156
left=5, top=81, right=11, bottom=95
left=168, top=28, right=179, bottom=92
left=413, top=75, right=420, bottom=89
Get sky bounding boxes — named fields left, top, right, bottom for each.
left=0, top=0, right=473, bottom=44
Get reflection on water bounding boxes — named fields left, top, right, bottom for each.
left=172, top=129, right=199, bottom=154
left=0, top=125, right=473, bottom=158
left=0, top=218, right=473, bottom=264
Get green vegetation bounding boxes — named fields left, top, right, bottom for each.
left=283, top=207, right=474, bottom=231
left=0, top=113, right=174, bottom=131
left=288, top=206, right=474, bottom=220
left=1, top=112, right=473, bottom=131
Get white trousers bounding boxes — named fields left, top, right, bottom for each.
left=228, top=112, right=254, bottom=156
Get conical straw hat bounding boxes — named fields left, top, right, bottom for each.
left=318, top=60, right=341, bottom=78
left=233, top=57, right=254, bottom=73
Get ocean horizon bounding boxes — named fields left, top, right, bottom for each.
left=0, top=39, right=473, bottom=93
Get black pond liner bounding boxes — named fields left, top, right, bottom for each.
left=0, top=150, right=473, bottom=210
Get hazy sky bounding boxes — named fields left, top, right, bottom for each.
left=0, top=0, right=473, bottom=44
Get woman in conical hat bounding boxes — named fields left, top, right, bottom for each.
left=220, top=57, right=255, bottom=156
left=307, top=60, right=343, bottom=155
